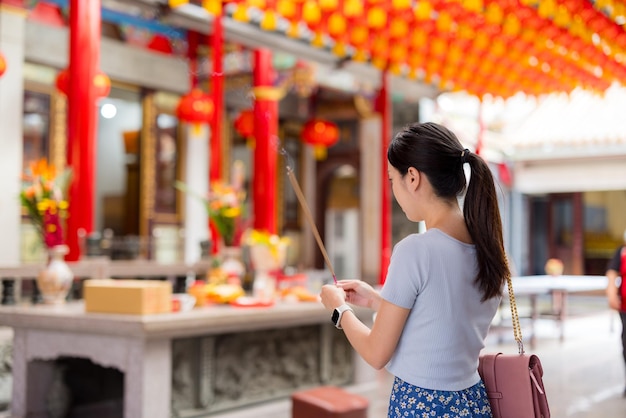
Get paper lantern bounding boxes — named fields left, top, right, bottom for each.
left=55, top=69, right=111, bottom=98
left=301, top=119, right=339, bottom=160
left=214, top=0, right=625, bottom=98
left=367, top=6, right=387, bottom=30
left=0, top=52, right=6, bottom=78
left=234, top=109, right=255, bottom=147
left=176, top=89, right=214, bottom=135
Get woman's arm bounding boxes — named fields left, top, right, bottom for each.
left=320, top=283, right=409, bottom=370
left=339, top=299, right=409, bottom=370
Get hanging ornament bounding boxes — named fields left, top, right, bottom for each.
left=234, top=109, right=255, bottom=147
left=55, top=69, right=111, bottom=98
left=301, top=119, right=339, bottom=160
left=176, top=89, right=214, bottom=136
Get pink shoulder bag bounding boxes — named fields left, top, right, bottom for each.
left=478, top=273, right=551, bottom=418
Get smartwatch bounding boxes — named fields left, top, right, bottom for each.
left=331, top=304, right=353, bottom=329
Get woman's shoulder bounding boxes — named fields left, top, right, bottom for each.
left=398, top=229, right=463, bottom=244
left=394, top=230, right=474, bottom=260
left=397, top=232, right=429, bottom=246
left=394, top=230, right=441, bottom=253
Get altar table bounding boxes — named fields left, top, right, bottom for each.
left=0, top=301, right=371, bottom=417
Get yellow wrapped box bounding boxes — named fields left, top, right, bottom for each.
left=84, top=279, right=172, bottom=315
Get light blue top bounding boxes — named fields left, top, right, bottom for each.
left=380, top=228, right=501, bottom=391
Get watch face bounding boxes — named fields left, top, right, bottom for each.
left=331, top=309, right=340, bottom=325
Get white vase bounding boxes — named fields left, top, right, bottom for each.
left=37, top=245, right=74, bottom=304
left=249, top=243, right=287, bottom=301
left=220, top=246, right=246, bottom=284
left=252, top=270, right=276, bottom=302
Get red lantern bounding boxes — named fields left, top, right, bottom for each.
left=301, top=119, right=340, bottom=160
left=0, top=52, right=6, bottom=78
left=234, top=109, right=254, bottom=146
left=176, top=89, right=214, bottom=135
left=55, top=68, right=111, bottom=98
left=55, top=69, right=69, bottom=93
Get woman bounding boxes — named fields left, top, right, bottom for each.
left=320, top=122, right=509, bottom=417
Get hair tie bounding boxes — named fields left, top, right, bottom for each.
left=460, top=149, right=470, bottom=164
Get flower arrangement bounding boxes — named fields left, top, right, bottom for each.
left=206, top=181, right=246, bottom=246
left=20, top=159, right=72, bottom=248
left=175, top=179, right=246, bottom=247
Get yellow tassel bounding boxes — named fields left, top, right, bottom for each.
left=311, top=31, right=325, bottom=48
left=332, top=42, right=346, bottom=57
left=287, top=21, right=300, bottom=38
left=313, top=145, right=327, bottom=160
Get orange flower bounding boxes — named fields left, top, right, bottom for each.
left=30, top=158, right=56, bottom=182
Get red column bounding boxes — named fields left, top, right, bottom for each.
left=210, top=12, right=223, bottom=182
left=65, top=0, right=101, bottom=261
left=252, top=49, right=278, bottom=234
left=377, top=71, right=391, bottom=285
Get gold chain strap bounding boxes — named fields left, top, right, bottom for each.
left=505, top=272, right=525, bottom=354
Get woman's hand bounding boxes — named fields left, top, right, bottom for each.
left=337, top=280, right=382, bottom=311
left=319, top=284, right=346, bottom=311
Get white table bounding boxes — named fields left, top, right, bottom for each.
left=504, top=275, right=608, bottom=346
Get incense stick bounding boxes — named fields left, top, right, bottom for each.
left=286, top=167, right=337, bottom=284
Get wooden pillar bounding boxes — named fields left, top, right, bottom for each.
left=65, top=0, right=101, bottom=261
left=376, top=71, right=391, bottom=285
left=252, top=49, right=278, bottom=234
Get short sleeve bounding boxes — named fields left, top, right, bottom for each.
left=607, top=246, right=623, bottom=273
left=380, top=235, right=429, bottom=309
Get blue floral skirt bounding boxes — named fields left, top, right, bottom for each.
left=387, top=376, right=493, bottom=417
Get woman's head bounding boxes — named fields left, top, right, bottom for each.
left=388, top=122, right=468, bottom=201
left=388, top=122, right=508, bottom=301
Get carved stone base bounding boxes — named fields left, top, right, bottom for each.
left=172, top=324, right=355, bottom=415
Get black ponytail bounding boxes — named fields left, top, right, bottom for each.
left=462, top=152, right=509, bottom=300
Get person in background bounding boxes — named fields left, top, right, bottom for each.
left=320, top=122, right=509, bottom=417
left=606, top=228, right=626, bottom=397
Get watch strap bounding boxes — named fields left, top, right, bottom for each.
left=332, top=304, right=353, bottom=329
